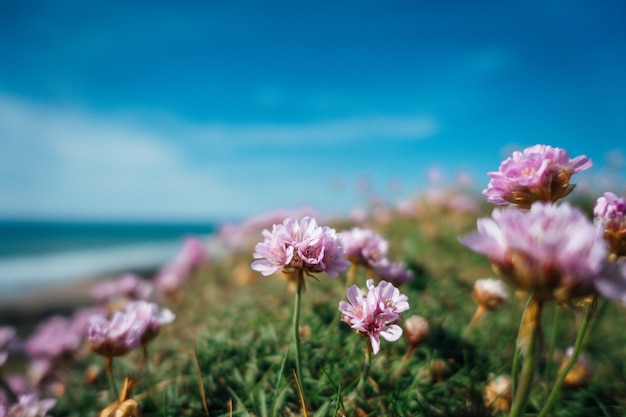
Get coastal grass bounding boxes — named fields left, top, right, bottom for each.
left=48, top=194, right=626, bottom=416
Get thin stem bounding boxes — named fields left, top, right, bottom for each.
left=293, top=269, right=304, bottom=389
left=546, top=304, right=560, bottom=380
left=537, top=296, right=597, bottom=417
left=508, top=297, right=543, bottom=417
left=356, top=342, right=373, bottom=393
left=105, top=356, right=119, bottom=400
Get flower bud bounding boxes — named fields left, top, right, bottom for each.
left=560, top=347, right=592, bottom=389
left=483, top=373, right=512, bottom=412
left=472, top=278, right=508, bottom=311
left=404, top=315, right=430, bottom=351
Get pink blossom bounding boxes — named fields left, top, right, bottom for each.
left=0, top=394, right=56, bottom=417
left=459, top=202, right=609, bottom=302
left=483, top=144, right=592, bottom=208
left=125, top=301, right=175, bottom=344
left=594, top=192, right=626, bottom=257
left=339, top=279, right=409, bottom=354
left=90, top=273, right=153, bottom=303
left=154, top=236, right=208, bottom=297
left=251, top=216, right=350, bottom=278
left=374, top=262, right=413, bottom=286
left=24, top=316, right=83, bottom=360
left=340, top=227, right=389, bottom=269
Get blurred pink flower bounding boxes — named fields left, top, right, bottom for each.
left=24, top=316, right=83, bottom=360
left=251, top=216, right=350, bottom=278
left=594, top=191, right=626, bottom=257
left=90, top=273, right=153, bottom=303
left=126, top=301, right=175, bottom=345
left=154, top=236, right=208, bottom=297
left=483, top=144, right=592, bottom=208
left=1, top=393, right=55, bottom=417
left=340, top=227, right=389, bottom=269
left=374, top=262, right=413, bottom=286
left=0, top=327, right=18, bottom=367
left=459, top=202, right=609, bottom=303
left=339, top=279, right=409, bottom=354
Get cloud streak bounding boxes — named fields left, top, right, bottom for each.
left=0, top=94, right=439, bottom=220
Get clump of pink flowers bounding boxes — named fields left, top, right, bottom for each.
left=339, top=279, right=409, bottom=354
left=251, top=216, right=350, bottom=285
left=459, top=202, right=609, bottom=303
left=594, top=191, right=626, bottom=258
left=88, top=301, right=174, bottom=358
left=483, top=144, right=592, bottom=208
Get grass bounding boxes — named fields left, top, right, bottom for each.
left=20, top=191, right=626, bottom=416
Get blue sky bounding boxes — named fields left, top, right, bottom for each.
left=1, top=1, right=625, bottom=221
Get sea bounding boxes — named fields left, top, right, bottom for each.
left=0, top=219, right=218, bottom=302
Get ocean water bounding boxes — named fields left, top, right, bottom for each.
left=0, top=220, right=217, bottom=300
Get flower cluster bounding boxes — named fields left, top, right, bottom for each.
left=340, top=227, right=413, bottom=285
left=339, top=279, right=409, bottom=354
left=483, top=144, right=592, bottom=208
left=594, top=192, right=626, bottom=257
left=251, top=216, right=350, bottom=279
left=459, top=202, right=609, bottom=303
left=0, top=393, right=56, bottom=417
left=90, top=273, right=153, bottom=304
left=88, top=301, right=174, bottom=358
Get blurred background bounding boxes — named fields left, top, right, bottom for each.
left=1, top=1, right=625, bottom=296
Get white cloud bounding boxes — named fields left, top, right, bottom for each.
left=0, top=94, right=439, bottom=219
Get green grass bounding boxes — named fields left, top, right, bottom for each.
left=51, top=193, right=626, bottom=416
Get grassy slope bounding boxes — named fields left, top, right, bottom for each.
left=54, top=193, right=626, bottom=416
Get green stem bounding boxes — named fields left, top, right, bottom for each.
left=537, top=296, right=596, bottom=417
left=105, top=356, right=119, bottom=400
left=509, top=297, right=543, bottom=417
left=356, top=342, right=373, bottom=393
left=546, top=304, right=560, bottom=380
left=293, top=270, right=304, bottom=388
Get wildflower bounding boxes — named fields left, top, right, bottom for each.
left=483, top=374, right=512, bottom=412
left=374, top=262, right=413, bottom=286
left=1, top=394, right=56, bottom=417
left=24, top=316, right=83, bottom=360
left=251, top=216, right=350, bottom=280
left=90, top=273, right=153, bottom=304
left=339, top=279, right=409, bottom=354
left=458, top=202, right=608, bottom=303
left=125, top=301, right=175, bottom=345
left=88, top=311, right=145, bottom=358
left=154, top=236, right=208, bottom=298
left=340, top=227, right=389, bottom=269
left=483, top=144, right=592, bottom=208
left=594, top=191, right=626, bottom=257
left=0, top=327, right=18, bottom=367
left=473, top=278, right=508, bottom=311
left=559, top=347, right=592, bottom=389
left=404, top=315, right=430, bottom=354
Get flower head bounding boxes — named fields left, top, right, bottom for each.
left=374, top=261, right=413, bottom=286
left=338, top=279, right=409, bottom=354
left=90, top=273, right=153, bottom=304
left=594, top=192, right=626, bottom=257
left=483, top=145, right=592, bottom=208
left=459, top=202, right=608, bottom=303
left=340, top=227, right=389, bottom=269
left=126, top=301, right=175, bottom=345
left=472, top=278, right=509, bottom=310
left=251, top=216, right=350, bottom=278
left=1, top=394, right=56, bottom=417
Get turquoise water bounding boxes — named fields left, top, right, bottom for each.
left=0, top=220, right=217, bottom=298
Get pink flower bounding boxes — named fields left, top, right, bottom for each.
left=251, top=216, right=350, bottom=278
left=154, top=236, right=208, bottom=297
left=24, top=316, right=84, bottom=360
left=374, top=262, right=413, bottom=286
left=483, top=144, right=592, bottom=208
left=339, top=279, right=409, bottom=354
left=594, top=192, right=626, bottom=257
left=88, top=301, right=174, bottom=357
left=125, top=301, right=175, bottom=345
left=459, top=202, right=609, bottom=302
left=1, top=394, right=56, bottom=417
left=340, top=227, right=389, bottom=269
left=90, top=273, right=153, bottom=303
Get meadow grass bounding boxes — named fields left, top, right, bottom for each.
left=47, top=192, right=626, bottom=416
